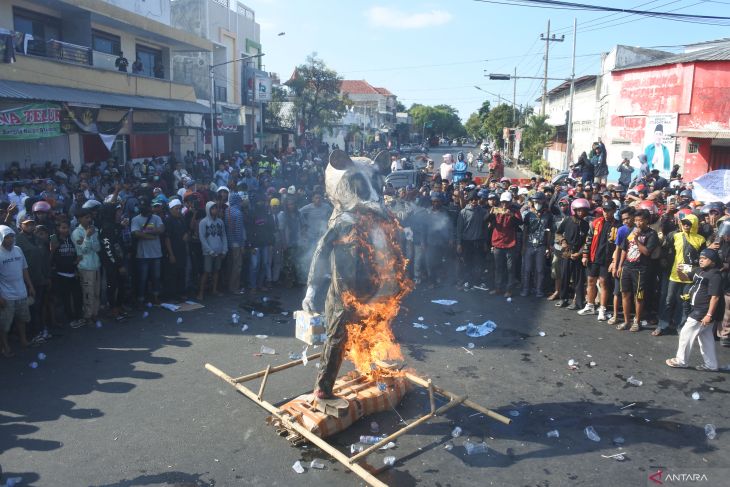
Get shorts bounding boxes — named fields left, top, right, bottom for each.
left=620, top=267, right=646, bottom=300
left=587, top=262, right=610, bottom=279
left=203, top=255, right=224, bottom=273
left=0, top=298, right=31, bottom=332
left=613, top=276, right=622, bottom=297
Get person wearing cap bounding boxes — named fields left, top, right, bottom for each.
left=71, top=208, right=101, bottom=328
left=455, top=189, right=488, bottom=288
left=0, top=225, right=35, bottom=357
left=666, top=248, right=722, bottom=371
left=14, top=216, right=47, bottom=344
left=580, top=200, right=620, bottom=320
left=131, top=197, right=165, bottom=306
left=555, top=199, right=590, bottom=309
left=521, top=192, right=553, bottom=298
left=654, top=213, right=705, bottom=336
left=488, top=190, right=522, bottom=297
left=162, top=199, right=189, bottom=301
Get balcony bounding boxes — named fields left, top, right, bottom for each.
left=26, top=39, right=92, bottom=66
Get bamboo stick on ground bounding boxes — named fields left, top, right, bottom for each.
left=206, top=363, right=388, bottom=487
left=349, top=412, right=435, bottom=463
left=232, top=352, right=322, bottom=383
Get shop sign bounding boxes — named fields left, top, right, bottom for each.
left=0, top=103, right=62, bottom=140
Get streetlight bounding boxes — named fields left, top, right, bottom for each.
left=209, top=53, right=264, bottom=160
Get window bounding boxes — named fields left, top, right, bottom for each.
left=134, top=44, right=163, bottom=78
left=214, top=85, right=228, bottom=102
left=688, top=142, right=699, bottom=154
left=92, top=30, right=121, bottom=56
left=13, top=7, right=61, bottom=56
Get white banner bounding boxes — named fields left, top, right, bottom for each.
left=99, top=133, right=116, bottom=152
left=693, top=170, right=730, bottom=204
left=255, top=75, right=272, bottom=102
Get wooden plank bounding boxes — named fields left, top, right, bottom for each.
left=428, top=380, right=435, bottom=414
left=232, top=352, right=322, bottom=384
left=205, top=363, right=388, bottom=487
left=257, top=364, right=271, bottom=400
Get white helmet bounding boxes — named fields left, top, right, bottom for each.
left=500, top=191, right=513, bottom=202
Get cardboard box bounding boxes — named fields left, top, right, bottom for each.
left=294, top=310, right=326, bottom=345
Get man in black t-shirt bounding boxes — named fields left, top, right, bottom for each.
left=618, top=209, right=659, bottom=331
left=666, top=248, right=721, bottom=371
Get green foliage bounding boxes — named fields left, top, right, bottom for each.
left=477, top=100, right=491, bottom=120
left=265, top=85, right=293, bottom=129
left=395, top=100, right=407, bottom=112
left=464, top=112, right=484, bottom=141
left=521, top=114, right=556, bottom=164
left=287, top=53, right=347, bottom=138
left=530, top=158, right=549, bottom=175
left=482, top=103, right=513, bottom=146
left=408, top=103, right=466, bottom=139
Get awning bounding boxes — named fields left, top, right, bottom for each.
left=674, top=129, right=730, bottom=139
left=0, top=80, right=209, bottom=114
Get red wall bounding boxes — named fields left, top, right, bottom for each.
left=130, top=134, right=170, bottom=159
left=82, top=134, right=110, bottom=162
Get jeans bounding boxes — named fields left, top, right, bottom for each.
left=413, top=244, right=426, bottom=280
left=521, top=245, right=546, bottom=295
left=459, top=240, right=484, bottom=285
left=493, top=246, right=516, bottom=292
left=79, top=269, right=100, bottom=319
left=136, top=258, right=161, bottom=300
left=249, top=246, right=272, bottom=288
left=425, top=244, right=448, bottom=282
left=659, top=280, right=691, bottom=329
left=226, top=246, right=244, bottom=292
left=53, top=274, right=81, bottom=324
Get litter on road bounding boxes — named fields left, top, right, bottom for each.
left=431, top=299, right=458, bottom=306
left=465, top=321, right=497, bottom=338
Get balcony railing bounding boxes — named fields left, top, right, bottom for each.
left=43, top=39, right=92, bottom=66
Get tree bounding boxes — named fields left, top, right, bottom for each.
left=521, top=114, right=555, bottom=164
left=395, top=100, right=407, bottom=112
left=477, top=100, right=491, bottom=120
left=408, top=103, right=465, bottom=140
left=482, top=103, right=513, bottom=147
left=464, top=112, right=484, bottom=141
left=265, top=85, right=294, bottom=129
left=287, top=53, right=347, bottom=138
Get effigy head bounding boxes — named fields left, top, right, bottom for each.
left=326, top=150, right=390, bottom=213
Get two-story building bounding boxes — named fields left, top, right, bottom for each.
left=0, top=0, right=213, bottom=168
left=171, top=0, right=263, bottom=155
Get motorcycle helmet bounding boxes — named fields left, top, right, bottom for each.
left=32, top=200, right=52, bottom=213
left=680, top=189, right=693, bottom=200
left=529, top=192, right=546, bottom=202
left=637, top=200, right=658, bottom=215
left=477, top=188, right=490, bottom=199
left=718, top=220, right=730, bottom=238
left=571, top=198, right=590, bottom=211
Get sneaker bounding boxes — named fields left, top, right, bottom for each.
left=519, top=290, right=529, bottom=297
left=555, top=299, right=568, bottom=308
left=596, top=307, right=607, bottom=321
left=70, top=319, right=87, bottom=329
left=535, top=292, right=545, bottom=298
left=567, top=302, right=579, bottom=310
left=577, top=304, right=596, bottom=316
left=695, top=364, right=719, bottom=372
left=30, top=334, right=46, bottom=345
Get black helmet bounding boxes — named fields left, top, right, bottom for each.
left=680, top=189, right=692, bottom=199
left=602, top=200, right=617, bottom=212
left=718, top=220, right=730, bottom=238
left=529, top=192, right=546, bottom=202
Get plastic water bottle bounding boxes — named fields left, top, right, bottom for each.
left=231, top=313, right=239, bottom=325
left=359, top=435, right=384, bottom=445
left=383, top=456, right=396, bottom=466
left=292, top=460, right=304, bottom=474
left=350, top=443, right=365, bottom=454
left=451, top=426, right=462, bottom=438
left=310, top=459, right=326, bottom=469
left=37, top=352, right=46, bottom=360
left=464, top=441, right=488, bottom=455
left=379, top=441, right=396, bottom=450
left=627, top=376, right=643, bottom=386
left=584, top=426, right=601, bottom=442
left=705, top=424, right=717, bottom=440
left=547, top=430, right=560, bottom=438
left=260, top=345, right=276, bottom=355
left=176, top=317, right=183, bottom=324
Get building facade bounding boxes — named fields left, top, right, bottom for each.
left=171, top=0, right=263, bottom=155
left=0, top=0, right=212, bottom=168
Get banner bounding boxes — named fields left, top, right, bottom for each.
left=693, top=170, right=730, bottom=204
left=644, top=113, right=677, bottom=175
left=61, top=104, right=99, bottom=133
left=255, top=74, right=272, bottom=102
left=0, top=103, right=62, bottom=140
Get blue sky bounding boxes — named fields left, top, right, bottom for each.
left=255, top=1, right=730, bottom=122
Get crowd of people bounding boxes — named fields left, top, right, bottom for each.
left=0, top=143, right=728, bottom=373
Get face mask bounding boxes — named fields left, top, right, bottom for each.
left=535, top=203, right=543, bottom=211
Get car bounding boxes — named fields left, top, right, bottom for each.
left=385, top=170, right=426, bottom=190
left=480, top=141, right=489, bottom=151
left=551, top=170, right=576, bottom=187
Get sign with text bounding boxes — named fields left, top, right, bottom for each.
left=693, top=170, right=730, bottom=203
left=255, top=74, right=272, bottom=102
left=0, top=103, right=62, bottom=140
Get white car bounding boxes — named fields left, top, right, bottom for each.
left=480, top=141, right=489, bottom=151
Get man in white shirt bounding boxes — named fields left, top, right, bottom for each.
left=0, top=225, right=35, bottom=357
left=440, top=153, right=454, bottom=182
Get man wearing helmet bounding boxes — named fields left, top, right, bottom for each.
left=617, top=209, right=660, bottom=331
left=488, top=191, right=522, bottom=297
left=520, top=192, right=553, bottom=297
left=580, top=200, right=620, bottom=320
left=555, top=198, right=590, bottom=309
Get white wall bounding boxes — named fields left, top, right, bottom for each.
left=103, top=0, right=171, bottom=25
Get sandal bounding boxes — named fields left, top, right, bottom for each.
left=630, top=320, right=641, bottom=332
left=651, top=327, right=664, bottom=336
left=666, top=358, right=687, bottom=368
left=616, top=322, right=630, bottom=331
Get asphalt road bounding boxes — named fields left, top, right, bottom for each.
left=2, top=271, right=729, bottom=487
left=427, top=145, right=532, bottom=181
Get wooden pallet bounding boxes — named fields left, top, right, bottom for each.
left=205, top=355, right=511, bottom=487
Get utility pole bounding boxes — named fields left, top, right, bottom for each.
left=512, top=66, right=517, bottom=127
left=565, top=18, right=577, bottom=170
left=540, top=20, right=564, bottom=116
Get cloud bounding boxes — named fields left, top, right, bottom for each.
left=366, top=6, right=453, bottom=29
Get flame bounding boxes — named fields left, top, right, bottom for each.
left=340, top=213, right=413, bottom=381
